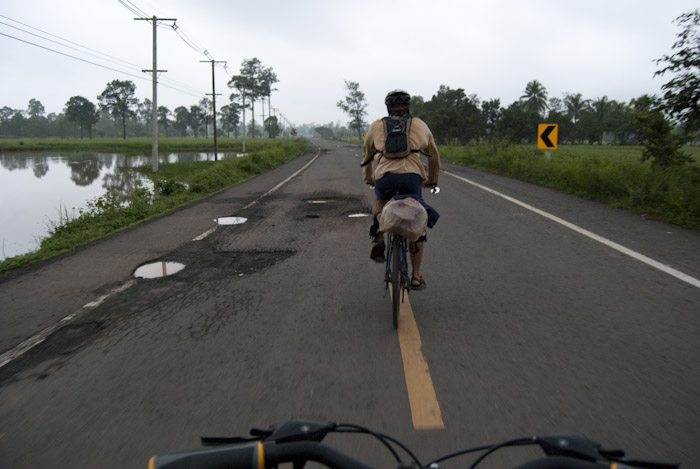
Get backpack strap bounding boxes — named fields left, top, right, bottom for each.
left=360, top=116, right=425, bottom=167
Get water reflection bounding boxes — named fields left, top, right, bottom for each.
left=0, top=151, right=234, bottom=260
left=134, top=261, right=185, bottom=278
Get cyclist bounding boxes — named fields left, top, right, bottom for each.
left=361, top=89, right=440, bottom=290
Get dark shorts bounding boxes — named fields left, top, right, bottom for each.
left=374, top=173, right=422, bottom=202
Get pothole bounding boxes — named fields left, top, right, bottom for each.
left=134, top=261, right=186, bottom=279
left=308, top=200, right=331, bottom=204
left=216, top=216, right=247, bottom=225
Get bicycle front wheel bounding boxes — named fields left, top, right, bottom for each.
left=391, top=235, right=401, bottom=329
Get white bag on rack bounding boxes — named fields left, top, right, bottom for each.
left=379, top=197, right=428, bottom=241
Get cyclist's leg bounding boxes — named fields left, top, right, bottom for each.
left=410, top=233, right=426, bottom=289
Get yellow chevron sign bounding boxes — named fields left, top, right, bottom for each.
left=537, top=124, right=558, bottom=150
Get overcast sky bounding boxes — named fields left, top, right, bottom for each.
left=1, top=0, right=697, bottom=128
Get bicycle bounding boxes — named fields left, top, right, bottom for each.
left=385, top=229, right=410, bottom=329
left=148, top=419, right=679, bottom=468
left=382, top=186, right=438, bottom=329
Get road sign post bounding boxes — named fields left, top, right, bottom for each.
left=537, top=124, right=558, bottom=159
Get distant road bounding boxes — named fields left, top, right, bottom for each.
left=1, top=138, right=699, bottom=468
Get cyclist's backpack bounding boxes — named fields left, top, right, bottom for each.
left=382, top=116, right=414, bottom=159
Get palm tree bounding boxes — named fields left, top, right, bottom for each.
left=590, top=96, right=611, bottom=145
left=520, top=80, right=548, bottom=117
left=564, top=93, right=589, bottom=143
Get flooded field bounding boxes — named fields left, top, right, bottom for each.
left=0, top=151, right=226, bottom=260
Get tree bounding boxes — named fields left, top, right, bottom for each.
left=314, top=126, right=334, bottom=139
left=584, top=96, right=612, bottom=145
left=228, top=58, right=263, bottom=138
left=655, top=9, right=700, bottom=132
left=520, top=80, right=548, bottom=117
left=199, top=98, right=213, bottom=138
left=174, top=106, right=190, bottom=136
left=419, top=85, right=485, bottom=144
left=27, top=98, right=45, bottom=118
left=97, top=80, right=138, bottom=139
left=564, top=93, right=589, bottom=143
left=138, top=98, right=152, bottom=128
left=64, top=96, right=100, bottom=139
left=157, top=106, right=171, bottom=137
left=259, top=66, right=279, bottom=137
left=336, top=80, right=368, bottom=139
left=189, top=104, right=206, bottom=138
left=219, top=103, right=241, bottom=137
left=632, top=94, right=692, bottom=166
left=481, top=99, right=503, bottom=138
left=501, top=100, right=539, bottom=143
left=264, top=115, right=281, bottom=138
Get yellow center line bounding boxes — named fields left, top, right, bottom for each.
left=393, top=285, right=445, bottom=430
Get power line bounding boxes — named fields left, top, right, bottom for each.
left=117, top=0, right=148, bottom=18
left=0, top=14, right=144, bottom=71
left=0, top=31, right=203, bottom=99
left=0, top=14, right=205, bottom=96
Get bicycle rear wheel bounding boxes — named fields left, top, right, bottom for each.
left=391, top=235, right=401, bottom=329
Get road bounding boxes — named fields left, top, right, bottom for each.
left=1, top=138, right=699, bottom=468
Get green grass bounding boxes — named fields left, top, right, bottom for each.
left=440, top=142, right=700, bottom=231
left=0, top=138, right=308, bottom=273
left=0, top=137, right=275, bottom=154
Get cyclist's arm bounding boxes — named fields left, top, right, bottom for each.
left=362, top=121, right=381, bottom=184
left=424, top=132, right=440, bottom=186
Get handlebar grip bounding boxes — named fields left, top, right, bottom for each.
left=513, top=456, right=611, bottom=469
left=264, top=441, right=374, bottom=469
left=149, top=441, right=262, bottom=469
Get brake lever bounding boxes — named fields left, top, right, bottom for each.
left=200, top=435, right=261, bottom=446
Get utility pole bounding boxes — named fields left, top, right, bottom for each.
left=136, top=16, right=176, bottom=173
left=261, top=96, right=266, bottom=138
left=201, top=59, right=226, bottom=161
left=241, top=92, right=246, bottom=153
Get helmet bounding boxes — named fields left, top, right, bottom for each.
left=385, top=89, right=411, bottom=110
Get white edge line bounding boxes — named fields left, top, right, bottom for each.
left=191, top=143, right=322, bottom=241
left=443, top=170, right=700, bottom=289
left=243, top=145, right=322, bottom=210
left=0, top=279, right=136, bottom=369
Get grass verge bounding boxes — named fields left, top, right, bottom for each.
left=0, top=137, right=276, bottom=154
left=0, top=138, right=308, bottom=273
left=440, top=142, right=700, bottom=231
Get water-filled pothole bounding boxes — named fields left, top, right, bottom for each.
left=216, top=217, right=247, bottom=225
left=134, top=261, right=185, bottom=279
left=348, top=213, right=370, bottom=218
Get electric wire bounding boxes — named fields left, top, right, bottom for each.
left=0, top=14, right=144, bottom=71
left=0, top=31, right=203, bottom=99
left=117, top=0, right=148, bottom=19
left=0, top=14, right=205, bottom=97
left=125, top=0, right=150, bottom=17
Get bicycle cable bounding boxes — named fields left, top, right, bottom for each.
left=336, top=423, right=423, bottom=467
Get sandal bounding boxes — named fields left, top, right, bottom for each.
left=411, top=276, right=426, bottom=291
left=370, top=240, right=386, bottom=263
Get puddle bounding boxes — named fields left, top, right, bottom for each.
left=134, top=261, right=185, bottom=279
left=308, top=200, right=331, bottom=204
left=216, top=217, right=248, bottom=225
left=348, top=213, right=370, bottom=218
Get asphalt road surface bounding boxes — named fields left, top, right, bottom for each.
left=1, top=139, right=699, bottom=468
